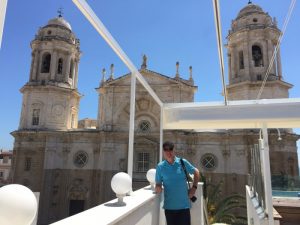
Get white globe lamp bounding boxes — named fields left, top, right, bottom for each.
left=146, top=169, right=156, bottom=190
left=111, top=172, right=132, bottom=205
left=0, top=184, right=37, bottom=225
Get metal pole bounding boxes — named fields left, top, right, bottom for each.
left=159, top=106, right=163, bottom=162
left=261, top=124, right=274, bottom=224
left=127, top=72, right=136, bottom=178
left=0, top=0, right=8, bottom=49
left=212, top=0, right=228, bottom=105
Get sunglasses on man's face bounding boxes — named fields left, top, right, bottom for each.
left=163, top=148, right=173, bottom=152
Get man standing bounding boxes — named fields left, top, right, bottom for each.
left=155, top=141, right=200, bottom=225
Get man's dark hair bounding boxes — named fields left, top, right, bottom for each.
left=163, top=141, right=174, bottom=151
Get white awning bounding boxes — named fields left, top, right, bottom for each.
left=163, top=98, right=300, bottom=129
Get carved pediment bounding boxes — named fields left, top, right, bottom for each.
left=103, top=69, right=195, bottom=87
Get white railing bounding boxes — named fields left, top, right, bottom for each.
left=246, top=185, right=267, bottom=225
left=52, top=183, right=203, bottom=225
left=246, top=185, right=281, bottom=225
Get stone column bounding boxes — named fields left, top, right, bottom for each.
left=267, top=40, right=276, bottom=75
left=227, top=53, right=232, bottom=83
left=248, top=42, right=253, bottom=80
left=262, top=42, right=268, bottom=79
left=74, top=60, right=79, bottom=88
left=230, top=47, right=236, bottom=79
left=70, top=60, right=76, bottom=81
left=276, top=47, right=282, bottom=80
left=29, top=52, right=35, bottom=81
left=31, top=50, right=40, bottom=81
left=262, top=42, right=267, bottom=68
left=64, top=54, right=72, bottom=82
left=244, top=42, right=250, bottom=80
left=50, top=50, right=57, bottom=80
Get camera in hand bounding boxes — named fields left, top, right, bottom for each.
left=190, top=196, right=197, bottom=202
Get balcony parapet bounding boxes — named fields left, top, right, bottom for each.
left=52, top=185, right=161, bottom=225
left=52, top=183, right=204, bottom=225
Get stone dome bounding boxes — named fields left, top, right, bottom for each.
left=47, top=16, right=72, bottom=30
left=237, top=3, right=265, bottom=19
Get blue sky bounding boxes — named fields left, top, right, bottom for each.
left=0, top=0, right=299, bottom=153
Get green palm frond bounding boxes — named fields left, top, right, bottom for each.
left=218, top=213, right=237, bottom=223
left=204, top=180, right=247, bottom=225
left=206, top=181, right=223, bottom=204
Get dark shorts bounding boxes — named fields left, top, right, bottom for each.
left=165, top=208, right=191, bottom=225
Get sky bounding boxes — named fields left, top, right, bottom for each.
left=0, top=0, right=299, bottom=153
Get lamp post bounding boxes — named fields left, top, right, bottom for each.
left=146, top=169, right=156, bottom=190
left=111, top=172, right=132, bottom=206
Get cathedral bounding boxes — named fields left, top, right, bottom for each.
left=11, top=2, right=299, bottom=224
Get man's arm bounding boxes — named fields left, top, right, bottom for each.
left=192, top=168, right=200, bottom=188
left=189, top=168, right=200, bottom=198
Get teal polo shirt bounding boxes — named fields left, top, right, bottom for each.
left=155, top=157, right=195, bottom=210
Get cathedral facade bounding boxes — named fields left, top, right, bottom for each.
left=11, top=3, right=299, bottom=225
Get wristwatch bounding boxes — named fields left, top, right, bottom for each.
left=192, top=185, right=197, bottom=189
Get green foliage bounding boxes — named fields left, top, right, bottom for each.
left=204, top=180, right=247, bottom=225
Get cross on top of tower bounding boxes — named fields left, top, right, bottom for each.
left=57, top=7, right=64, bottom=17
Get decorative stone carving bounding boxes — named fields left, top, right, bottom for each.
left=138, top=99, right=150, bottom=111
left=52, top=104, right=64, bottom=118
left=222, top=149, right=231, bottom=158
left=235, top=148, right=246, bottom=157
left=69, top=178, right=88, bottom=200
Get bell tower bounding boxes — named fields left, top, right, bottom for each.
left=226, top=2, right=292, bottom=100
left=19, top=15, right=81, bottom=130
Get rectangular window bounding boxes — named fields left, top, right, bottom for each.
left=32, top=109, right=40, bottom=126
left=24, top=157, right=31, bottom=171
left=137, top=152, right=150, bottom=172
left=257, top=74, right=262, bottom=81
left=0, top=171, right=3, bottom=178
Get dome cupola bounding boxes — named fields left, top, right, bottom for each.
left=229, top=2, right=277, bottom=33
left=237, top=3, right=264, bottom=19
left=33, top=16, right=79, bottom=47
left=47, top=16, right=72, bottom=30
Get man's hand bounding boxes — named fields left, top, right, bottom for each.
left=188, top=187, right=196, bottom=198
left=155, top=183, right=162, bottom=194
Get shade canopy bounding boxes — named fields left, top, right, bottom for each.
left=163, top=98, right=300, bottom=130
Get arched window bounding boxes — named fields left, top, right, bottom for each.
left=239, top=51, right=244, bottom=70
left=252, top=45, right=263, bottom=67
left=57, top=58, right=63, bottom=74
left=41, top=53, right=51, bottom=73
left=69, top=59, right=74, bottom=78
